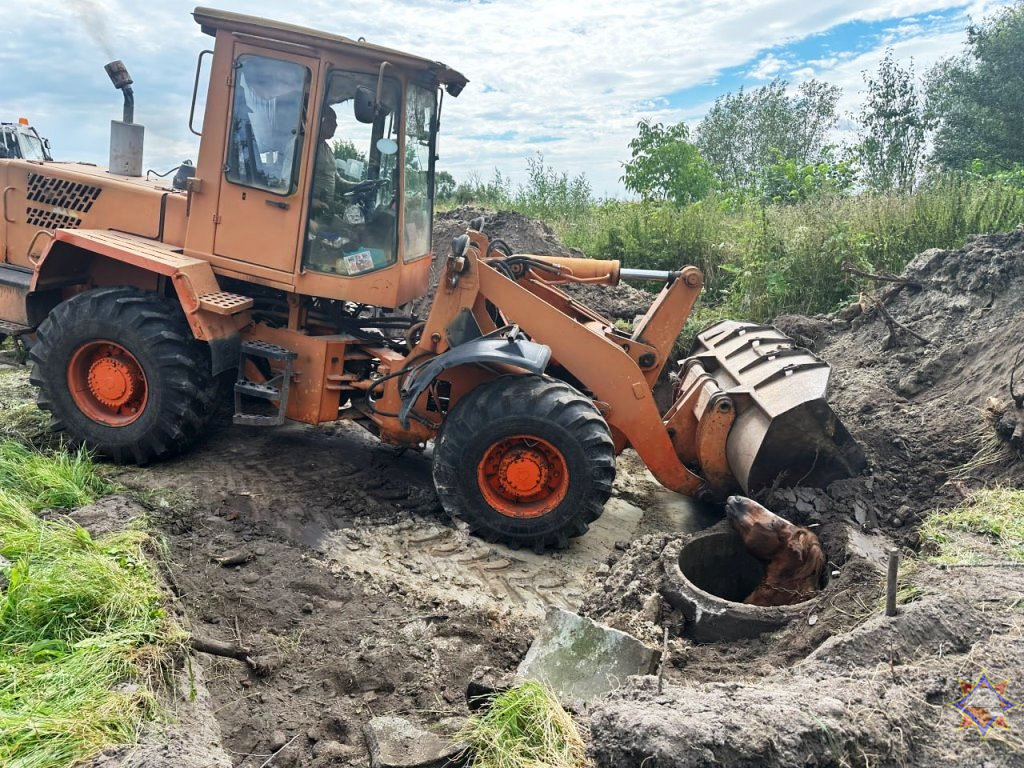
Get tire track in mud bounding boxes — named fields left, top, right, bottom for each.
left=117, top=420, right=699, bottom=618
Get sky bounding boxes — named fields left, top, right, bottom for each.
left=0, top=0, right=1014, bottom=197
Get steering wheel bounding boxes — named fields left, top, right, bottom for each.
left=343, top=179, right=387, bottom=218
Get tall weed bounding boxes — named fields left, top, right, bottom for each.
left=551, top=173, right=1024, bottom=322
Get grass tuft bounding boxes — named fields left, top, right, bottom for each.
left=0, top=440, right=175, bottom=768
left=0, top=440, right=111, bottom=511
left=920, top=488, right=1024, bottom=565
left=458, top=680, right=590, bottom=768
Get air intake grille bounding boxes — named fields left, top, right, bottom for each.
left=26, top=173, right=102, bottom=213
left=26, top=207, right=82, bottom=230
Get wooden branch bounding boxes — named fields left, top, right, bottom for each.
left=841, top=262, right=921, bottom=288
left=258, top=733, right=300, bottom=768
left=190, top=635, right=255, bottom=665
left=873, top=297, right=930, bottom=349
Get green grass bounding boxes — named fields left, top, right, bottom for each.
left=919, top=488, right=1024, bottom=565
left=567, top=175, right=1024, bottom=323
left=0, top=440, right=176, bottom=768
left=0, top=441, right=110, bottom=510
left=458, top=680, right=589, bottom=768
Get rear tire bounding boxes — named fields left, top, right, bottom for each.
left=29, top=286, right=217, bottom=464
left=432, top=376, right=616, bottom=551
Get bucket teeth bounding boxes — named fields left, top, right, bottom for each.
left=679, top=320, right=866, bottom=495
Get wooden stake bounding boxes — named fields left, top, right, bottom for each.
left=886, top=549, right=900, bottom=617
left=657, top=625, right=669, bottom=694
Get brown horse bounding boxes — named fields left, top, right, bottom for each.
left=725, top=495, right=825, bottom=607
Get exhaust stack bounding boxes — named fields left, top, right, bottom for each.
left=105, top=60, right=143, bottom=177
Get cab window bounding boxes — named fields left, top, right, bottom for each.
left=225, top=55, right=310, bottom=195
left=303, top=70, right=401, bottom=276
left=403, top=85, right=436, bottom=261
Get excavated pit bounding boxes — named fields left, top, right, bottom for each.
left=677, top=528, right=763, bottom=602
left=661, top=523, right=826, bottom=643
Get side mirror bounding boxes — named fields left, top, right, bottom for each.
left=376, top=138, right=398, bottom=156
left=354, top=85, right=377, bottom=124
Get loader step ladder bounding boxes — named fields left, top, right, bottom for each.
left=199, top=291, right=254, bottom=315
left=233, top=339, right=297, bottom=426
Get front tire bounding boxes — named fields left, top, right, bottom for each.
left=432, top=376, right=616, bottom=551
left=29, top=286, right=217, bottom=464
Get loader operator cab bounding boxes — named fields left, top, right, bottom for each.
left=0, top=120, right=52, bottom=161
left=185, top=7, right=465, bottom=307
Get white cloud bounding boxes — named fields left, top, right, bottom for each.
left=748, top=54, right=788, bottom=81
left=0, top=0, right=1014, bottom=195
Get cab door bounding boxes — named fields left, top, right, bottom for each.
left=213, top=44, right=318, bottom=274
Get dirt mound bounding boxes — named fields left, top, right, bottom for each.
left=764, top=229, right=1024, bottom=533
left=434, top=206, right=579, bottom=259
left=423, top=207, right=655, bottom=321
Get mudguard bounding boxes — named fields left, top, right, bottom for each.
left=398, top=333, right=551, bottom=428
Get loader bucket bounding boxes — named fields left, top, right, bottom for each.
left=680, top=320, right=866, bottom=494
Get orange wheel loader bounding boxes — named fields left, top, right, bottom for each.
left=0, top=8, right=865, bottom=550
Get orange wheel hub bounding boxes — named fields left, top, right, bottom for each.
left=67, top=340, right=148, bottom=426
left=477, top=435, right=569, bottom=519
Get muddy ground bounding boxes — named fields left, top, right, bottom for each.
left=2, top=215, right=1022, bottom=767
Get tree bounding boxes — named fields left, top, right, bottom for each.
left=695, top=79, right=841, bottom=192
left=621, top=119, right=714, bottom=204
left=760, top=149, right=856, bottom=203
left=856, top=50, right=928, bottom=193
left=332, top=139, right=366, bottom=163
left=435, top=170, right=457, bottom=200
left=925, top=2, right=1024, bottom=170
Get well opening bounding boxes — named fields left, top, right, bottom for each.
left=678, top=530, right=764, bottom=603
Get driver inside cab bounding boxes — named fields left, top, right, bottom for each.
left=312, top=106, right=370, bottom=214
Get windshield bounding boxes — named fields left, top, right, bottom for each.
left=17, top=131, right=46, bottom=161
left=304, top=70, right=401, bottom=277
left=0, top=127, right=46, bottom=160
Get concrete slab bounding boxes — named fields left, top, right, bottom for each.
left=364, top=716, right=465, bottom=768
left=515, top=608, right=660, bottom=703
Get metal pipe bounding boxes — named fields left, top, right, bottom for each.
left=619, top=268, right=680, bottom=282
left=104, top=60, right=135, bottom=124
left=121, top=87, right=135, bottom=124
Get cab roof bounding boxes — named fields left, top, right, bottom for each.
left=193, top=6, right=468, bottom=96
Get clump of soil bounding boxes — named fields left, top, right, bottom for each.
left=764, top=229, right=1024, bottom=533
